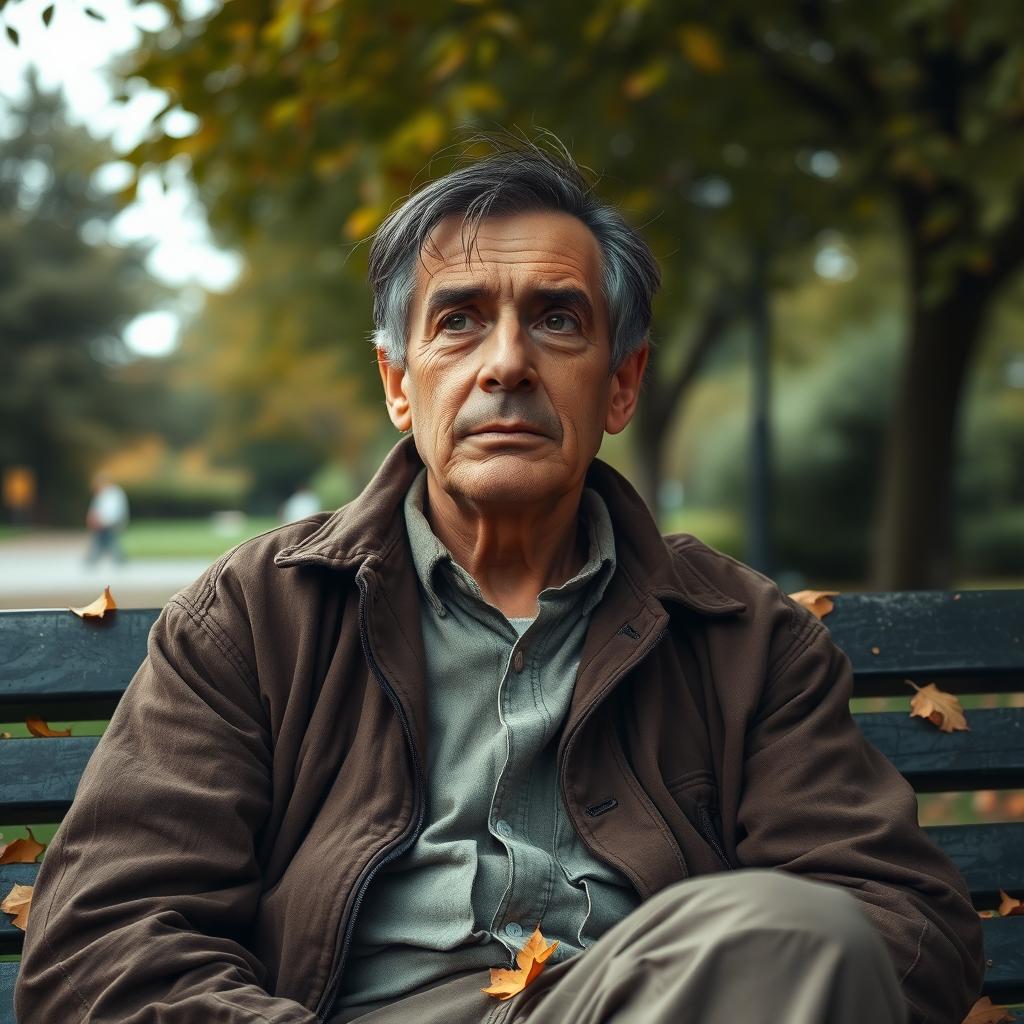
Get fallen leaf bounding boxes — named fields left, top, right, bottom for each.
left=69, top=585, right=117, bottom=619
left=482, top=926, right=559, bottom=1000
left=961, top=995, right=1014, bottom=1022
left=0, top=731, right=10, bottom=739
left=0, top=826, right=45, bottom=864
left=906, top=680, right=969, bottom=733
left=26, top=717, right=72, bottom=737
left=997, top=889, right=1024, bottom=916
left=0, top=883, right=33, bottom=930
left=788, top=589, right=840, bottom=619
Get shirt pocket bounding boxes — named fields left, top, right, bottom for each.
left=665, top=768, right=732, bottom=871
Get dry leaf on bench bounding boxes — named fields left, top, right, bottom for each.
left=961, top=995, right=1015, bottom=1023
left=997, top=889, right=1023, bottom=916
left=0, top=826, right=45, bottom=864
left=482, top=926, right=559, bottom=1000
left=26, top=717, right=71, bottom=737
left=788, top=590, right=840, bottom=620
left=70, top=585, right=117, bottom=619
left=1, top=883, right=33, bottom=931
left=906, top=680, right=969, bottom=733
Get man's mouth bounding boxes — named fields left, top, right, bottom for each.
left=468, top=422, right=547, bottom=437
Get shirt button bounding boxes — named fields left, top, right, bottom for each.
left=512, top=649, right=525, bottom=673
left=504, top=921, right=524, bottom=940
left=495, top=819, right=513, bottom=838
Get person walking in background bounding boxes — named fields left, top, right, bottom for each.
left=280, top=484, right=321, bottom=524
left=84, top=471, right=129, bottom=566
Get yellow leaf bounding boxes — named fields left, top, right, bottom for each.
left=26, top=717, right=72, bottom=737
left=906, top=680, right=969, bottom=733
left=788, top=589, right=840, bottom=619
left=69, top=585, right=117, bottom=619
left=997, top=889, right=1024, bottom=916
left=623, top=58, right=669, bottom=100
left=961, top=995, right=1015, bottom=1023
left=678, top=25, right=724, bottom=74
left=344, top=205, right=385, bottom=240
left=0, top=883, right=33, bottom=931
left=0, top=827, right=45, bottom=864
left=482, top=926, right=558, bottom=1000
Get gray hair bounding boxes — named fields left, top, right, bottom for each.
left=367, top=135, right=660, bottom=371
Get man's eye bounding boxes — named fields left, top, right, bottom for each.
left=542, top=313, right=579, bottom=333
left=441, top=312, right=475, bottom=332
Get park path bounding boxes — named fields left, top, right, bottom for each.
left=0, top=531, right=214, bottom=610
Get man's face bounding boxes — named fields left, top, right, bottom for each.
left=378, top=209, right=647, bottom=507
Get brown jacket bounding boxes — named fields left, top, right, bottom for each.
left=16, top=436, right=984, bottom=1024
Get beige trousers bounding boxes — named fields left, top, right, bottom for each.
left=330, top=868, right=908, bottom=1024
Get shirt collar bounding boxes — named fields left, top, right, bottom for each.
left=402, top=467, right=617, bottom=619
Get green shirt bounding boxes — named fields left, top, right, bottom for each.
left=336, top=468, right=641, bottom=1007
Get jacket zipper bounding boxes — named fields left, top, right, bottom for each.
left=314, top=573, right=426, bottom=1023
left=696, top=803, right=732, bottom=870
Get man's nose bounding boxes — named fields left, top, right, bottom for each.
left=477, top=313, right=537, bottom=393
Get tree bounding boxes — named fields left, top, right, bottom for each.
left=35, top=0, right=1021, bottom=583
left=0, top=74, right=165, bottom=523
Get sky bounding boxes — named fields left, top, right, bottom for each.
left=0, top=0, right=241, bottom=357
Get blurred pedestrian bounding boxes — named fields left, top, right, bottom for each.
left=280, top=485, right=320, bottom=524
left=84, top=472, right=129, bottom=566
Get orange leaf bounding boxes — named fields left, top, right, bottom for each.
left=69, top=585, right=117, bottom=619
left=0, top=827, right=45, bottom=864
left=481, top=926, right=559, bottom=1000
left=961, top=995, right=1015, bottom=1023
left=0, top=883, right=33, bottom=931
left=788, top=589, right=840, bottom=619
left=26, top=717, right=72, bottom=737
left=997, top=889, right=1024, bottom=916
left=906, top=680, right=969, bottom=733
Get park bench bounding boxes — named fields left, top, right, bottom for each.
left=1, top=590, right=1023, bottom=1022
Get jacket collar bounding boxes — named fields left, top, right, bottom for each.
left=274, top=434, right=746, bottom=618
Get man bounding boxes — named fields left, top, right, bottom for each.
left=83, top=471, right=129, bottom=566
left=16, top=139, right=984, bottom=1024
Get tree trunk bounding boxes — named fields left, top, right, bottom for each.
left=869, top=280, right=990, bottom=589
left=630, top=396, right=666, bottom=516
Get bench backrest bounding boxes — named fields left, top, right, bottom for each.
left=1, top=591, right=1023, bottom=1018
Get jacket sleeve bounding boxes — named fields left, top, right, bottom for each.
left=733, top=596, right=985, bottom=1024
left=14, top=595, right=317, bottom=1023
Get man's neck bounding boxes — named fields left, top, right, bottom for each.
left=423, top=471, right=588, bottom=619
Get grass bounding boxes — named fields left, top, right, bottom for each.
left=120, top=517, right=279, bottom=559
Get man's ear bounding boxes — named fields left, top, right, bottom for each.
left=605, top=339, right=650, bottom=435
left=376, top=347, right=413, bottom=431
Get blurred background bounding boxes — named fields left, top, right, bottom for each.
left=1, top=0, right=1023, bottom=611
left=0, top=0, right=1022, bottom=891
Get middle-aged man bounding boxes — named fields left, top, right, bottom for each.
left=16, top=139, right=984, bottom=1024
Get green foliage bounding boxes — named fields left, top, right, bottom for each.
left=0, top=75, right=166, bottom=523
left=689, top=320, right=901, bottom=579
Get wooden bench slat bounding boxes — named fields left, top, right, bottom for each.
left=854, top=708, right=1024, bottom=791
left=825, top=590, right=1024, bottom=696
left=0, top=737, right=99, bottom=826
left=981, top=915, right=1024, bottom=1004
left=0, top=609, right=156, bottom=712
left=923, top=823, right=1024, bottom=905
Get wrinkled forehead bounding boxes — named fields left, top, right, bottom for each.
left=414, top=209, right=605, bottom=299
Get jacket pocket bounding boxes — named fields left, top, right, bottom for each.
left=665, top=770, right=732, bottom=872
